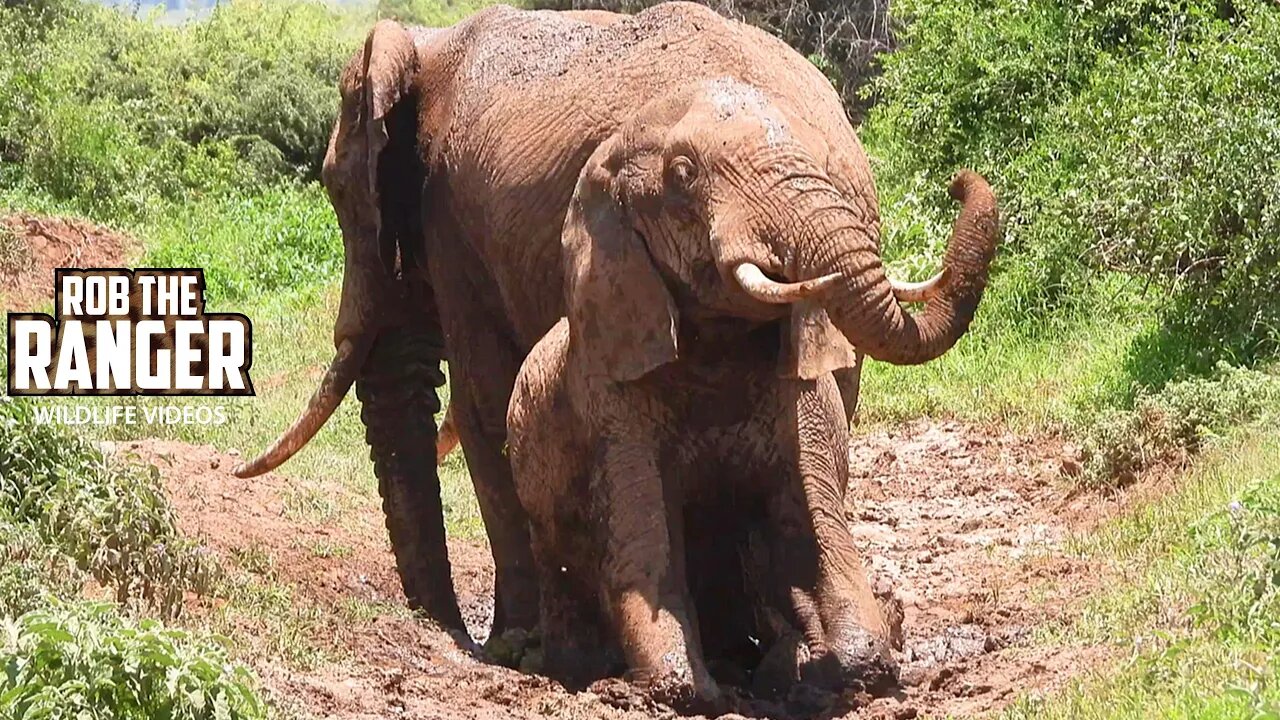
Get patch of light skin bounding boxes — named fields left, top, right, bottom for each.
left=705, top=77, right=791, bottom=148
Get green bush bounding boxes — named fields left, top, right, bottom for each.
left=0, top=601, right=266, bottom=720
left=1190, top=480, right=1280, bottom=648
left=0, top=521, right=83, bottom=619
left=0, top=398, right=218, bottom=617
left=1078, top=364, right=1280, bottom=486
left=865, top=0, right=1280, bottom=367
left=376, top=0, right=507, bottom=25
left=142, top=183, right=342, bottom=305
left=0, top=0, right=353, bottom=222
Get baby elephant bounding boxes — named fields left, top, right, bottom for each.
left=505, top=73, right=997, bottom=711
left=510, top=317, right=897, bottom=711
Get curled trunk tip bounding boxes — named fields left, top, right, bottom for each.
left=949, top=169, right=989, bottom=204
left=809, top=169, right=999, bottom=366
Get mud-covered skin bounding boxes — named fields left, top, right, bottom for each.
left=355, top=324, right=456, bottom=626
left=492, top=34, right=994, bottom=702
left=509, top=320, right=896, bottom=711
left=306, top=1, right=996, bottom=646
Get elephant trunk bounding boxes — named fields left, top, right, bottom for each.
left=357, top=324, right=463, bottom=628
left=793, top=171, right=999, bottom=366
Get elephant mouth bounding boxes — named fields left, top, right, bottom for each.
left=232, top=335, right=374, bottom=478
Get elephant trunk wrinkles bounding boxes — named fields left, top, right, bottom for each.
left=356, top=326, right=462, bottom=627
left=792, top=171, right=999, bottom=366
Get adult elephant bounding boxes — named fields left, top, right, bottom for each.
left=234, top=2, right=994, bottom=646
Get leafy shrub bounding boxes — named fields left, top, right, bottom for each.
left=1078, top=364, right=1280, bottom=486
left=376, top=0, right=507, bottom=25
left=142, top=183, right=342, bottom=305
left=0, top=521, right=83, bottom=618
left=0, top=601, right=266, bottom=720
left=0, top=0, right=353, bottom=222
left=865, top=0, right=1280, bottom=365
left=0, top=398, right=218, bottom=617
left=1190, top=481, right=1280, bottom=646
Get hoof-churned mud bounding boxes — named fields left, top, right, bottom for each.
left=135, top=419, right=1123, bottom=719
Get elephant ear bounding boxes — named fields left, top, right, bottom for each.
left=780, top=300, right=858, bottom=380
left=564, top=140, right=679, bottom=382
left=362, top=20, right=418, bottom=206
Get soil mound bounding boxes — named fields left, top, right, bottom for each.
left=0, top=212, right=137, bottom=312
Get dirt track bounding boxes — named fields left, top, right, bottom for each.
left=5, top=208, right=1120, bottom=718
left=0, top=213, right=136, bottom=312
left=124, top=418, right=1126, bottom=720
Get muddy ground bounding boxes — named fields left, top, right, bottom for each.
left=123, top=418, right=1133, bottom=720
left=4, top=214, right=1123, bottom=718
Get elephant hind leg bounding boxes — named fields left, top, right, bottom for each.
left=532, top=536, right=616, bottom=688
left=684, top=499, right=767, bottom=688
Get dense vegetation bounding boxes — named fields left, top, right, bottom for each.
left=1, top=0, right=1279, bottom=715
left=866, top=0, right=1280, bottom=376
left=0, top=399, right=264, bottom=718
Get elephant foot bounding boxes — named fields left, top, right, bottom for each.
left=753, top=628, right=899, bottom=701
left=752, top=632, right=807, bottom=700
left=591, top=672, right=728, bottom=717
left=624, top=664, right=726, bottom=716
left=815, top=624, right=899, bottom=695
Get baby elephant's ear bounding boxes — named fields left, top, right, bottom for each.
left=563, top=138, right=678, bottom=382
left=780, top=300, right=857, bottom=380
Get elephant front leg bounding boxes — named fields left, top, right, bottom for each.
left=765, top=375, right=897, bottom=695
left=594, top=435, right=721, bottom=712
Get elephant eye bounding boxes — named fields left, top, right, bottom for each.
left=669, top=155, right=699, bottom=190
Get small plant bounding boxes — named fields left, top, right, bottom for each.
left=305, top=539, right=352, bottom=559
left=0, top=601, right=267, bottom=720
left=0, top=222, right=32, bottom=277
left=231, top=542, right=276, bottom=578
left=0, top=398, right=219, bottom=617
left=1077, top=364, right=1280, bottom=487
left=1181, top=482, right=1280, bottom=647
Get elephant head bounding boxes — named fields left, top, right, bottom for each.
left=232, top=23, right=463, bottom=627
left=562, top=78, right=998, bottom=384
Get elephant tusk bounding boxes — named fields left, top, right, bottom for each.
left=232, top=336, right=372, bottom=478
left=889, top=268, right=948, bottom=303
left=435, top=402, right=460, bottom=465
left=733, top=263, right=840, bottom=304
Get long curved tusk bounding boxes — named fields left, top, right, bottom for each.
left=889, top=267, right=948, bottom=303
left=733, top=263, right=840, bottom=304
left=233, top=337, right=372, bottom=478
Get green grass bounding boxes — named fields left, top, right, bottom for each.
left=859, top=294, right=1152, bottom=430
left=1002, top=431, right=1280, bottom=718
